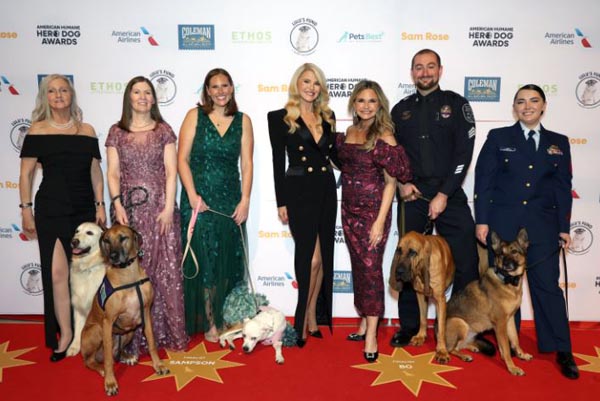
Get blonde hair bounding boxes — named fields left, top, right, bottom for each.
left=31, top=74, right=82, bottom=123
left=283, top=63, right=335, bottom=133
left=347, top=80, right=394, bottom=151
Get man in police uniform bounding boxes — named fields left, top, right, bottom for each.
left=390, top=49, right=480, bottom=347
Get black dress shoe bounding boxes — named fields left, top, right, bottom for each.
left=347, top=333, right=366, bottom=341
left=296, top=338, right=306, bottom=348
left=390, top=329, right=416, bottom=348
left=556, top=351, right=579, bottom=379
left=364, top=351, right=379, bottom=363
left=50, top=350, right=67, bottom=362
left=308, top=329, right=323, bottom=339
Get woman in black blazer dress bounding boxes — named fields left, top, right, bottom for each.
left=268, top=63, right=337, bottom=347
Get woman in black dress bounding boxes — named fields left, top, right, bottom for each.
left=268, top=63, right=337, bottom=347
left=19, top=74, right=106, bottom=361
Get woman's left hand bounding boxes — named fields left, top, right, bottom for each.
left=232, top=199, right=250, bottom=226
left=95, top=207, right=106, bottom=227
left=369, top=219, right=385, bottom=249
left=156, top=208, right=173, bottom=235
left=559, top=232, right=571, bottom=249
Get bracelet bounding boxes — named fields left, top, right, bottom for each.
left=95, top=200, right=105, bottom=207
left=111, top=194, right=122, bottom=203
left=19, top=202, right=33, bottom=209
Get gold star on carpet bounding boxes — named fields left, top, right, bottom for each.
left=574, top=346, right=600, bottom=373
left=0, top=341, right=36, bottom=382
left=352, top=348, right=461, bottom=396
left=141, top=342, right=244, bottom=390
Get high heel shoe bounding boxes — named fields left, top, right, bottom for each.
left=308, top=329, right=323, bottom=339
left=296, top=338, right=307, bottom=348
left=363, top=351, right=379, bottom=363
left=347, top=333, right=366, bottom=341
left=50, top=350, right=67, bottom=362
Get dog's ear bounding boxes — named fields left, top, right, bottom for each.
left=389, top=242, right=403, bottom=291
left=99, top=229, right=110, bottom=259
left=490, top=231, right=503, bottom=255
left=516, top=228, right=529, bottom=251
left=129, top=227, right=143, bottom=250
left=420, top=239, right=432, bottom=296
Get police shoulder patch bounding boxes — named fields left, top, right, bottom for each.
left=462, top=103, right=475, bottom=124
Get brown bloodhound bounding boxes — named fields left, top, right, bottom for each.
left=390, top=231, right=455, bottom=363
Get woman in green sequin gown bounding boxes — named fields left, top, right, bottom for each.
left=178, top=68, right=254, bottom=341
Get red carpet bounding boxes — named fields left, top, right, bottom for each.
left=0, top=320, right=599, bottom=400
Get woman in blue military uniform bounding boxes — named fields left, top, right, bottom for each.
left=474, top=84, right=578, bottom=379
left=268, top=63, right=337, bottom=347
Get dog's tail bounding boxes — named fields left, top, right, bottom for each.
left=474, top=336, right=497, bottom=357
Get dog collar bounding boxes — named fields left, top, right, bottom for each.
left=494, top=267, right=522, bottom=286
left=115, top=249, right=144, bottom=269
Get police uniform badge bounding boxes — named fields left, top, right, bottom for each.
left=440, top=105, right=452, bottom=118
left=547, top=145, right=563, bottom=155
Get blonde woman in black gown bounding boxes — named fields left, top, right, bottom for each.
left=19, top=74, right=106, bottom=361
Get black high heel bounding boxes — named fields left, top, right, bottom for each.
left=50, top=350, right=67, bottom=362
left=308, top=329, right=323, bottom=339
left=363, top=351, right=379, bottom=363
left=296, top=338, right=307, bottom=348
left=347, top=333, right=366, bottom=341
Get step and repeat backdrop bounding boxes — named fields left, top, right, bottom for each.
left=1, top=0, right=598, bottom=321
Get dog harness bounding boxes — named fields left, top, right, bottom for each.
left=97, top=276, right=151, bottom=329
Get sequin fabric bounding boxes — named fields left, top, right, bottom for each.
left=105, top=122, right=189, bottom=355
left=336, top=134, right=412, bottom=316
left=180, top=110, right=247, bottom=335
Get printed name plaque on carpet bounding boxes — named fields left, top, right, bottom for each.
left=141, top=342, right=244, bottom=390
left=352, top=348, right=461, bottom=396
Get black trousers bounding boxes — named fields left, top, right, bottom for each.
left=396, top=185, right=479, bottom=332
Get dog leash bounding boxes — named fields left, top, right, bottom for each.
left=399, top=191, right=433, bottom=236
left=181, top=202, right=257, bottom=310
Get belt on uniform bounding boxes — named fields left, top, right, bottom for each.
left=414, top=177, right=444, bottom=186
left=286, top=165, right=332, bottom=176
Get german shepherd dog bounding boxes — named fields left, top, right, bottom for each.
left=80, top=225, right=169, bottom=395
left=391, top=231, right=455, bottom=363
left=445, top=228, right=532, bottom=375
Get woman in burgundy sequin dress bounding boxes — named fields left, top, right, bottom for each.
left=337, top=80, right=411, bottom=362
left=106, top=76, right=188, bottom=356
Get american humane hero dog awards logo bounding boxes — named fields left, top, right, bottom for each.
left=37, top=24, right=80, bottom=45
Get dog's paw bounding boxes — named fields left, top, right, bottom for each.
left=104, top=380, right=119, bottom=396
left=516, top=351, right=533, bottom=361
left=119, top=353, right=138, bottom=366
left=155, top=364, right=170, bottom=375
left=66, top=343, right=80, bottom=357
left=409, top=335, right=426, bottom=346
left=508, top=366, right=525, bottom=376
left=276, top=357, right=284, bottom=365
left=435, top=351, right=450, bottom=364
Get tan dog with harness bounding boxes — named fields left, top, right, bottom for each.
left=391, top=231, right=455, bottom=363
left=80, top=224, right=168, bottom=396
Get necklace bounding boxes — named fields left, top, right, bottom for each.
left=130, top=120, right=155, bottom=130
left=48, top=118, right=74, bottom=130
